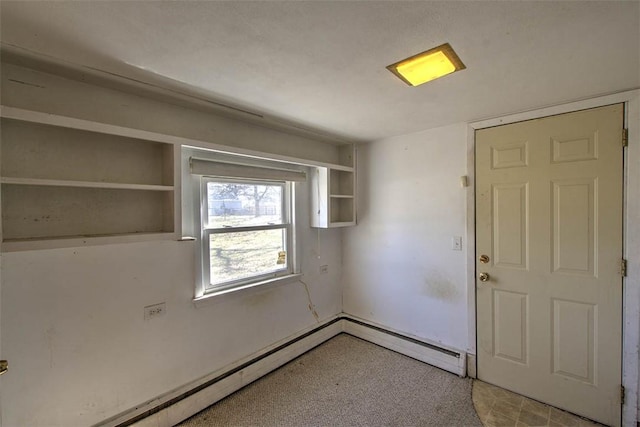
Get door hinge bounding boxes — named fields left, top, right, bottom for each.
left=621, top=385, right=625, bottom=404
left=622, top=129, right=628, bottom=147
left=621, top=259, right=627, bottom=277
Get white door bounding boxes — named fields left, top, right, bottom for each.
left=476, top=104, right=624, bottom=426
left=0, top=254, right=3, bottom=427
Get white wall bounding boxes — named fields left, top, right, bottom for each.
left=343, top=123, right=469, bottom=351
left=0, top=63, right=344, bottom=426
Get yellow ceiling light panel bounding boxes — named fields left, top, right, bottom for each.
left=387, top=43, right=466, bottom=87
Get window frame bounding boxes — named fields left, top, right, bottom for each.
left=199, top=176, right=295, bottom=295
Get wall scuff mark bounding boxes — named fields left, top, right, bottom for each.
left=8, top=78, right=45, bottom=88
left=45, top=326, right=56, bottom=368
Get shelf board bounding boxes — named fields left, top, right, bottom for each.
left=324, top=164, right=354, bottom=172
left=1, top=177, right=174, bottom=191
left=2, top=231, right=176, bottom=252
left=329, top=194, right=355, bottom=199
left=328, top=221, right=356, bottom=228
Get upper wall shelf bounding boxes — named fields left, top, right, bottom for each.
left=0, top=106, right=180, bottom=251
left=0, top=106, right=355, bottom=172
left=310, top=145, right=357, bottom=228
left=0, top=105, right=356, bottom=250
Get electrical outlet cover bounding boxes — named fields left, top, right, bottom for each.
left=144, top=302, right=166, bottom=320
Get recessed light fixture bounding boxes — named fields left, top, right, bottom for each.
left=387, top=43, right=466, bottom=87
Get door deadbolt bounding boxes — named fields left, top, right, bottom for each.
left=479, top=272, right=490, bottom=282
left=479, top=254, right=490, bottom=264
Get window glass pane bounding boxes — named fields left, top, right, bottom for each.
left=207, top=182, right=283, bottom=228
left=209, top=229, right=286, bottom=285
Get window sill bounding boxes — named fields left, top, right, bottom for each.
left=193, top=273, right=303, bottom=308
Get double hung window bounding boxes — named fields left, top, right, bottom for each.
left=201, top=178, right=293, bottom=291
left=187, top=155, right=305, bottom=296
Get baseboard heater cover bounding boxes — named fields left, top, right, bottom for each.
left=341, top=316, right=466, bottom=377
left=100, top=317, right=342, bottom=427
left=103, top=316, right=465, bottom=427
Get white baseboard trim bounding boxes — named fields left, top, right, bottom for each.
left=97, top=316, right=343, bottom=427
left=104, top=315, right=467, bottom=427
left=341, top=315, right=466, bottom=377
left=150, top=319, right=342, bottom=427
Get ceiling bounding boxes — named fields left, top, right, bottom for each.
left=1, top=1, right=638, bottom=142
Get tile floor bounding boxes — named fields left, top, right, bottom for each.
left=472, top=380, right=603, bottom=427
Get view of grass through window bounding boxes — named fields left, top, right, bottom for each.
left=206, top=181, right=287, bottom=286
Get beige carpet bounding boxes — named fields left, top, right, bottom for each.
left=179, top=334, right=482, bottom=426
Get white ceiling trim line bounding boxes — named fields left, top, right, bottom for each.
left=469, top=88, right=640, bottom=130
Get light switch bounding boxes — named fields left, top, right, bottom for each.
left=452, top=236, right=462, bottom=251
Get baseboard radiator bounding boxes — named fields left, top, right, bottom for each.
left=341, top=316, right=466, bottom=377
left=98, top=315, right=466, bottom=427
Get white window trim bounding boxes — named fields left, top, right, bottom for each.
left=199, top=177, right=294, bottom=294
left=193, top=273, right=304, bottom=308
left=183, top=146, right=304, bottom=301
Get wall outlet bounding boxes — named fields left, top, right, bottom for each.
left=144, top=302, right=166, bottom=320
left=452, top=236, right=463, bottom=251
left=320, top=264, right=329, bottom=274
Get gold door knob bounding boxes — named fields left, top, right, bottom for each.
left=479, top=254, right=490, bottom=264
left=479, top=272, right=490, bottom=282
left=0, top=360, right=8, bottom=376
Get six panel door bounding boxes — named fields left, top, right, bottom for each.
left=475, top=104, right=624, bottom=426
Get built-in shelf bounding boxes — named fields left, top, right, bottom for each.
left=1, top=106, right=355, bottom=172
left=330, top=197, right=355, bottom=224
left=2, top=232, right=176, bottom=252
left=0, top=106, right=180, bottom=251
left=0, top=105, right=356, bottom=247
left=326, top=221, right=355, bottom=228
left=310, top=145, right=357, bottom=228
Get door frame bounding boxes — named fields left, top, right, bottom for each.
left=465, top=89, right=640, bottom=425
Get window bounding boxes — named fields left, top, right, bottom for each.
left=185, top=153, right=306, bottom=298
left=200, top=178, right=294, bottom=291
